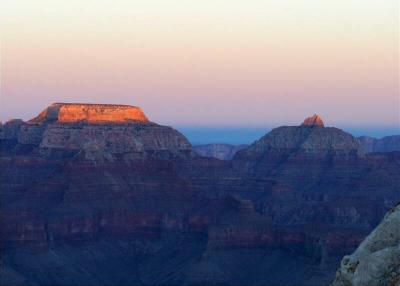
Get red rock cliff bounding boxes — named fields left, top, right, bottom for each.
left=29, top=103, right=149, bottom=124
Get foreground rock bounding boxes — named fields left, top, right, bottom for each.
left=331, top=203, right=400, bottom=286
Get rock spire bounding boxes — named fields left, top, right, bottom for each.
left=301, top=114, right=324, bottom=127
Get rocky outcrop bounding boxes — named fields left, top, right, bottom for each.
left=331, top=203, right=400, bottom=286
left=234, top=117, right=364, bottom=171
left=193, top=144, right=248, bottom=160
left=358, top=135, right=400, bottom=153
left=301, top=114, right=324, bottom=127
left=29, top=103, right=149, bottom=124
left=0, top=103, right=191, bottom=160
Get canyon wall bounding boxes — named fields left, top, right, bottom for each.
left=1, top=108, right=400, bottom=285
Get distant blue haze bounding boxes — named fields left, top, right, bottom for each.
left=177, top=126, right=400, bottom=145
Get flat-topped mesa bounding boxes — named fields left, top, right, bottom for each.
left=15, top=103, right=191, bottom=159
left=29, top=103, right=149, bottom=124
left=301, top=114, right=324, bottom=127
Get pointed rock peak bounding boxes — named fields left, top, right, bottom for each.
left=301, top=114, right=324, bottom=127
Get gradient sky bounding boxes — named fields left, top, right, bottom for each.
left=1, top=0, right=399, bottom=132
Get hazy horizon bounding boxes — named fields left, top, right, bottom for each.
left=1, top=104, right=398, bottom=143
left=0, top=103, right=398, bottom=144
left=177, top=125, right=400, bottom=145
left=1, top=0, right=399, bottom=129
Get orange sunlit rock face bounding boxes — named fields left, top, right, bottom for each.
left=29, top=103, right=149, bottom=124
left=301, top=114, right=324, bottom=127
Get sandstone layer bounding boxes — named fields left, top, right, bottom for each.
left=29, top=103, right=149, bottom=124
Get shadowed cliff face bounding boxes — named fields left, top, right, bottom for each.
left=193, top=144, right=249, bottom=160
left=1, top=108, right=400, bottom=286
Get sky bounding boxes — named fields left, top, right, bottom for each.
left=0, top=0, right=399, bottom=141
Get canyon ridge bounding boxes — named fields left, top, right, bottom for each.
left=1, top=104, right=399, bottom=286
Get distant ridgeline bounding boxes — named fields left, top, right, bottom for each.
left=194, top=115, right=400, bottom=160
left=193, top=115, right=400, bottom=160
left=358, top=135, right=400, bottom=153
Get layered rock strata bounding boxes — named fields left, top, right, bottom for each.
left=0, top=103, right=191, bottom=159
left=1, top=108, right=400, bottom=285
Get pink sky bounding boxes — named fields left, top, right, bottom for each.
left=1, top=0, right=399, bottom=128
